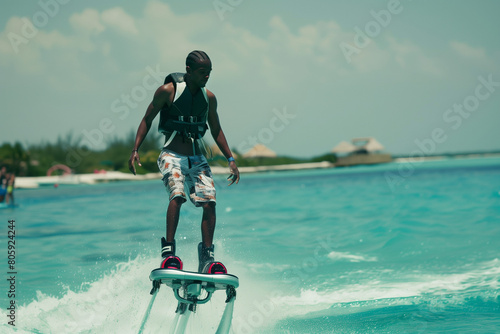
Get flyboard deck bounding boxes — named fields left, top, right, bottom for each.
left=138, top=268, right=238, bottom=334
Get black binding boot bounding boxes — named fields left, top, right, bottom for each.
left=198, top=242, right=227, bottom=274
left=160, top=238, right=183, bottom=270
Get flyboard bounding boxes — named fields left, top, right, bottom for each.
left=138, top=268, right=238, bottom=334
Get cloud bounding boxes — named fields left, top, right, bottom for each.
left=448, top=41, right=497, bottom=73
left=0, top=17, right=56, bottom=73
left=3, top=0, right=495, bottom=155
left=386, top=36, right=443, bottom=76
left=101, top=7, right=138, bottom=36
left=262, top=16, right=444, bottom=78
left=0, top=1, right=449, bottom=86
left=69, top=8, right=106, bottom=35
left=69, top=7, right=138, bottom=36
left=450, top=41, right=486, bottom=60
left=267, top=17, right=346, bottom=67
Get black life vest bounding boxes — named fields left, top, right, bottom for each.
left=158, top=73, right=209, bottom=141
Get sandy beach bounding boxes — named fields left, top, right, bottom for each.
left=14, top=153, right=500, bottom=189
left=14, top=161, right=335, bottom=189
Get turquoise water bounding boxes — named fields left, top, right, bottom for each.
left=1, top=157, right=500, bottom=333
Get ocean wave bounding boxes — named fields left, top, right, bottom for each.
left=327, top=251, right=378, bottom=262
left=0, top=254, right=267, bottom=334
left=0, top=256, right=158, bottom=333
left=1, top=255, right=498, bottom=334
left=271, top=259, right=500, bottom=318
left=232, top=260, right=291, bottom=273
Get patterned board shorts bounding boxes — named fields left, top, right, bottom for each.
left=157, top=149, right=216, bottom=207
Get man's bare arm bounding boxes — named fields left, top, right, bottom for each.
left=207, top=91, right=240, bottom=185
left=128, top=84, right=173, bottom=175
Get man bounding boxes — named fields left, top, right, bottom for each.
left=0, top=166, right=7, bottom=203
left=5, top=172, right=15, bottom=205
left=128, top=51, right=239, bottom=274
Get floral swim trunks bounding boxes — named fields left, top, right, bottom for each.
left=157, top=149, right=216, bottom=206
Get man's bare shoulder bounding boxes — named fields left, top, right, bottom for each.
left=206, top=88, right=216, bottom=101
left=157, top=82, right=175, bottom=95
left=152, top=82, right=175, bottom=108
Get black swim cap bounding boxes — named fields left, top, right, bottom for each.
left=186, top=50, right=211, bottom=68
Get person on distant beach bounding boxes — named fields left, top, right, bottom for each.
left=6, top=172, right=15, bottom=205
left=128, top=50, right=239, bottom=273
left=0, top=166, right=7, bottom=203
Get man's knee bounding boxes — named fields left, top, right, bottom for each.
left=201, top=201, right=216, bottom=211
left=170, top=197, right=185, bottom=207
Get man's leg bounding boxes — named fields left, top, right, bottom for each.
left=198, top=202, right=226, bottom=273
left=201, top=202, right=216, bottom=247
left=160, top=197, right=184, bottom=269
left=166, top=197, right=184, bottom=242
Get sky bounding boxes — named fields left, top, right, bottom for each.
left=1, top=0, right=499, bottom=158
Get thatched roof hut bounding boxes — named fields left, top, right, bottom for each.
left=332, top=141, right=357, bottom=154
left=352, top=137, right=385, bottom=152
left=332, top=137, right=391, bottom=166
left=243, top=144, right=277, bottom=158
left=332, top=137, right=385, bottom=155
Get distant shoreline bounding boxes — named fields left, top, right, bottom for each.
left=14, top=161, right=335, bottom=189
left=393, top=152, right=500, bottom=163
left=13, top=153, right=500, bottom=189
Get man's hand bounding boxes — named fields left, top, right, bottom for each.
left=128, top=150, right=142, bottom=175
left=227, top=161, right=240, bottom=186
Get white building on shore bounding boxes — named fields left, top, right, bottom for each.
left=332, top=137, right=392, bottom=166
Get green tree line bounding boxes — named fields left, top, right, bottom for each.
left=0, top=131, right=163, bottom=176
left=0, top=132, right=336, bottom=176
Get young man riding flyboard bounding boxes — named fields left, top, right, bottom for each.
left=128, top=50, right=240, bottom=274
